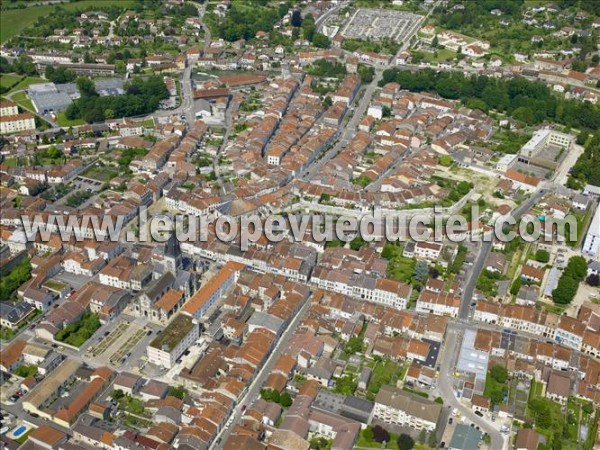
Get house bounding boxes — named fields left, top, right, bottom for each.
left=515, top=429, right=540, bottom=450
left=28, top=424, right=68, bottom=449
left=470, top=394, right=490, bottom=413
left=113, top=372, right=144, bottom=395
left=545, top=371, right=571, bottom=404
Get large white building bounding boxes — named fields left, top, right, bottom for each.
left=372, top=386, right=442, bottom=432
left=0, top=112, right=36, bottom=134
left=520, top=129, right=572, bottom=158
left=582, top=205, right=600, bottom=257
left=146, top=313, right=199, bottom=368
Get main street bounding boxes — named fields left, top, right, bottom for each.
left=438, top=327, right=507, bottom=450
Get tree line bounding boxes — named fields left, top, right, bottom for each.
left=65, top=75, right=169, bottom=123
left=381, top=68, right=600, bottom=130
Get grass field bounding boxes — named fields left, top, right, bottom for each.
left=7, top=76, right=46, bottom=94
left=10, top=91, right=34, bottom=111
left=1, top=0, right=137, bottom=42
left=0, top=74, right=23, bottom=90
left=57, top=111, right=84, bottom=127
left=82, top=166, right=119, bottom=182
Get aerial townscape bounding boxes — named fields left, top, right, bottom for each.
left=1, top=1, right=600, bottom=450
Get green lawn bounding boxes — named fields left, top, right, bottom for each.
left=366, top=359, right=406, bottom=400
left=0, top=74, right=23, bottom=89
left=423, top=48, right=457, bottom=63
left=82, top=166, right=119, bottom=182
left=11, top=91, right=34, bottom=111
left=1, top=1, right=137, bottom=42
left=14, top=429, right=33, bottom=445
left=483, top=368, right=508, bottom=406
left=55, top=311, right=100, bottom=347
left=7, top=76, right=46, bottom=94
left=57, top=111, right=84, bottom=127
left=356, top=427, right=400, bottom=450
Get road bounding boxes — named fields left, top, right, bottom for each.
left=300, top=69, right=384, bottom=181
left=211, top=296, right=313, bottom=449
left=438, top=327, right=507, bottom=450
left=315, top=1, right=347, bottom=32
left=458, top=188, right=547, bottom=320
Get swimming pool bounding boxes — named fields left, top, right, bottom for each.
left=12, top=426, right=26, bottom=438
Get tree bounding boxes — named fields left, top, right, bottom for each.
left=168, top=385, right=186, bottom=399
left=490, top=388, right=504, bottom=405
left=322, top=96, right=333, bottom=108
left=510, top=277, right=522, bottom=296
left=414, top=260, right=429, bottom=282
left=586, top=274, right=599, bottom=287
left=563, top=256, right=587, bottom=281
left=432, top=35, right=439, bottom=47
left=576, top=131, right=589, bottom=145
left=512, top=106, right=535, bottom=125
left=345, top=336, right=364, bottom=354
left=397, top=433, right=415, bottom=450
left=535, top=249, right=550, bottom=263
left=280, top=392, right=293, bottom=407
left=417, top=430, right=427, bottom=444
left=372, top=425, right=390, bottom=443
left=291, top=9, right=302, bottom=27
left=312, top=32, right=331, bottom=48
left=438, top=155, right=453, bottom=166
left=112, top=389, right=125, bottom=400
left=427, top=432, right=437, bottom=449
left=552, top=275, right=579, bottom=305
left=382, top=106, right=392, bottom=118
left=76, top=76, right=97, bottom=97
left=333, top=375, right=357, bottom=395
left=490, top=364, right=508, bottom=384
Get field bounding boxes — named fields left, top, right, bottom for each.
left=0, top=74, right=22, bottom=90
left=1, top=0, right=137, bottom=42
left=365, top=359, right=407, bottom=400
left=81, top=166, right=120, bottom=182
left=10, top=91, right=34, bottom=111
left=5, top=76, right=46, bottom=94
left=57, top=111, right=85, bottom=127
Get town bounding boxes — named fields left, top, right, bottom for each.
left=0, top=1, right=599, bottom=450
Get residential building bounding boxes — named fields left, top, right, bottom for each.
left=372, top=386, right=442, bottom=432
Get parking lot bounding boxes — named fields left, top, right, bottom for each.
left=86, top=320, right=145, bottom=366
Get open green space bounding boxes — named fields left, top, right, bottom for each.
left=0, top=257, right=32, bottom=302
left=0, top=74, right=23, bottom=90
left=82, top=166, right=119, bottom=183
left=56, top=111, right=85, bottom=127
left=55, top=311, right=100, bottom=347
left=6, top=76, right=46, bottom=94
left=382, top=243, right=416, bottom=284
left=366, top=359, right=406, bottom=400
left=1, top=1, right=137, bottom=43
left=10, top=91, right=34, bottom=111
left=483, top=364, right=508, bottom=406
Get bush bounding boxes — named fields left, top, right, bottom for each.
left=280, top=392, right=293, bottom=408
left=372, top=425, right=390, bottom=443
left=534, top=249, right=550, bottom=263
left=553, top=256, right=587, bottom=305
left=490, top=364, right=508, bottom=384
left=397, top=433, right=415, bottom=450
